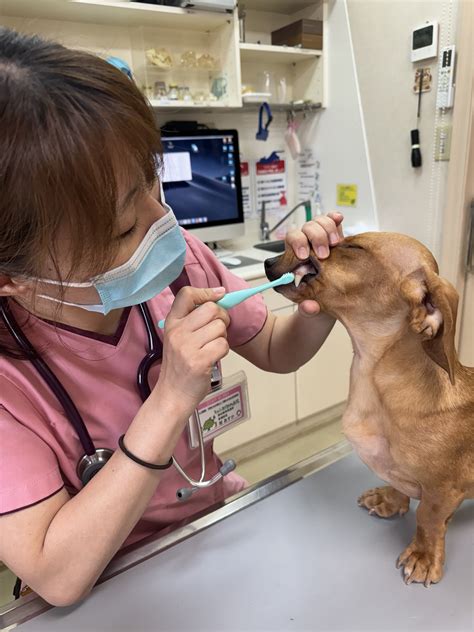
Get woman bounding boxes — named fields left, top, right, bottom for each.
left=0, top=27, right=344, bottom=606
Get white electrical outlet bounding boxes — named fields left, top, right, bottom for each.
left=435, top=124, right=452, bottom=161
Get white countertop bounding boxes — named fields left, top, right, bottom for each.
left=16, top=451, right=474, bottom=631
left=218, top=246, right=272, bottom=281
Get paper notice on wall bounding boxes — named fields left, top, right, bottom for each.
left=240, top=161, right=255, bottom=219
left=336, top=183, right=358, bottom=207
left=255, top=158, right=287, bottom=219
left=297, top=148, right=319, bottom=203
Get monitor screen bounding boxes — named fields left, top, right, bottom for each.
left=161, top=130, right=244, bottom=238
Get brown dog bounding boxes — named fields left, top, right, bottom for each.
left=265, top=232, right=474, bottom=585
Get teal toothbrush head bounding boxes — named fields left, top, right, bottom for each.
left=157, top=272, right=294, bottom=329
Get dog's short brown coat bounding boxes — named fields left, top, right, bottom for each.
left=266, top=232, right=473, bottom=585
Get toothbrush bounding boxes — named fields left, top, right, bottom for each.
left=157, top=272, right=295, bottom=329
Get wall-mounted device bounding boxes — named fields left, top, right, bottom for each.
left=436, top=45, right=456, bottom=109
left=411, top=21, right=438, bottom=62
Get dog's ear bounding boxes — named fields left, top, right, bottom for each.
left=400, top=267, right=458, bottom=384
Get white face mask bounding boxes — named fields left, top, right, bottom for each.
left=36, top=196, right=186, bottom=315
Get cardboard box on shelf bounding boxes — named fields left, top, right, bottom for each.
left=271, top=19, right=323, bottom=50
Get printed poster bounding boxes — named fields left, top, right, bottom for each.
left=255, top=158, right=288, bottom=219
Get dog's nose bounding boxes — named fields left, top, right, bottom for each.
left=264, top=256, right=281, bottom=281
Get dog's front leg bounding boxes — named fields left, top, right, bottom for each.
left=397, top=487, right=464, bottom=586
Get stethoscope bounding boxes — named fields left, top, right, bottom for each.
left=0, top=298, right=235, bottom=501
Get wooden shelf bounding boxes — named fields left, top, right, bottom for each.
left=243, top=101, right=322, bottom=112
left=149, top=99, right=232, bottom=109
left=240, top=42, right=322, bottom=64
left=243, top=0, right=319, bottom=14
left=0, top=0, right=231, bottom=30
left=149, top=100, right=322, bottom=113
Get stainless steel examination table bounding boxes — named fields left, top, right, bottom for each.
left=3, top=442, right=473, bottom=632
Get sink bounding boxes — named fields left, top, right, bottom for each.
left=253, top=240, right=285, bottom=253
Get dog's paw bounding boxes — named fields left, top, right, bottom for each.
left=357, top=486, right=410, bottom=518
left=397, top=542, right=444, bottom=586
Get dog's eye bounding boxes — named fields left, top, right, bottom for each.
left=340, top=243, right=364, bottom=250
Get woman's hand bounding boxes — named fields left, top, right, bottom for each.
left=157, top=287, right=230, bottom=417
left=285, top=212, right=344, bottom=317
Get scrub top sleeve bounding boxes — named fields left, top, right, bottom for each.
left=183, top=232, right=268, bottom=348
left=0, top=408, right=64, bottom=515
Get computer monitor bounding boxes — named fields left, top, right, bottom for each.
left=161, top=129, right=244, bottom=243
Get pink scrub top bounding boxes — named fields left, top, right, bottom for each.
left=0, top=231, right=267, bottom=548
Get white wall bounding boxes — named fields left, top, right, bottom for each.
left=298, top=0, right=378, bottom=235
left=347, top=0, right=458, bottom=256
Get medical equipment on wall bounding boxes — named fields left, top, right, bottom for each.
left=410, top=21, right=439, bottom=62
left=157, top=272, right=295, bottom=329
left=436, top=45, right=456, bottom=109
left=0, top=298, right=236, bottom=499
left=410, top=69, right=424, bottom=168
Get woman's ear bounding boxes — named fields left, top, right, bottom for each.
left=400, top=267, right=458, bottom=384
left=0, top=274, right=28, bottom=297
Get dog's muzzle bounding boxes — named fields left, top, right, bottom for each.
left=265, top=255, right=320, bottom=287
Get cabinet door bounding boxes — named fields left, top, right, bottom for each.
left=296, top=321, right=353, bottom=420
left=214, top=305, right=296, bottom=453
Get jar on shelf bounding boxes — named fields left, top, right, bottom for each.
left=153, top=81, right=167, bottom=100
left=167, top=84, right=179, bottom=100
left=211, top=76, right=227, bottom=100
left=180, top=86, right=192, bottom=102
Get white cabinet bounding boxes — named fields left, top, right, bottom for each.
left=296, top=321, right=352, bottom=420
left=0, top=0, right=326, bottom=112
left=130, top=19, right=241, bottom=108
left=214, top=274, right=353, bottom=453
left=214, top=304, right=296, bottom=454
left=239, top=0, right=325, bottom=108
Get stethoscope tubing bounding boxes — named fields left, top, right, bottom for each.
left=0, top=298, right=96, bottom=456
left=0, top=297, right=228, bottom=494
left=136, top=303, right=209, bottom=488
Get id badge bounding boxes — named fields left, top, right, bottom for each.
left=188, top=371, right=250, bottom=449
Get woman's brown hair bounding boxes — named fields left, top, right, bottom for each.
left=0, top=27, right=163, bottom=357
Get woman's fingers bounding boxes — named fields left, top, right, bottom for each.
left=196, top=317, right=228, bottom=348
left=286, top=227, right=312, bottom=260
left=286, top=213, right=345, bottom=260
left=169, top=286, right=225, bottom=320
left=166, top=286, right=230, bottom=332
left=186, top=300, right=230, bottom=332
left=201, top=337, right=230, bottom=364
left=327, top=212, right=345, bottom=239
left=302, top=218, right=337, bottom=259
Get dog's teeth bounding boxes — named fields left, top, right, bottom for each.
left=294, top=274, right=303, bottom=288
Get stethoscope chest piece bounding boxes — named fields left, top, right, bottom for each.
left=77, top=448, right=114, bottom=486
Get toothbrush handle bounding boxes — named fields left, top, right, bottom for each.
left=159, top=286, right=263, bottom=326
left=158, top=276, right=289, bottom=328
left=217, top=285, right=267, bottom=310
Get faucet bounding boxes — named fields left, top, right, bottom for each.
left=259, top=199, right=312, bottom=242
